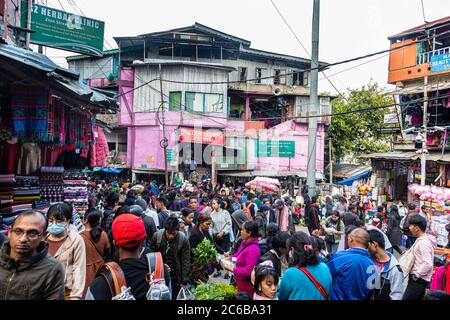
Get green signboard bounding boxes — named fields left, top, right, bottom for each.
left=256, top=140, right=296, bottom=158
left=21, top=1, right=104, bottom=56
left=166, top=149, right=174, bottom=162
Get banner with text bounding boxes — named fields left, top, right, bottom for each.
left=21, top=0, right=104, bottom=56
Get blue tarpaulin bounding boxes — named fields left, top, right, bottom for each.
left=89, top=167, right=123, bottom=174
left=336, top=171, right=371, bottom=186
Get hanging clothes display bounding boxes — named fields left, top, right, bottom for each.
left=90, top=126, right=109, bottom=167
left=0, top=138, right=20, bottom=174
left=17, top=143, right=41, bottom=175
left=10, top=85, right=50, bottom=142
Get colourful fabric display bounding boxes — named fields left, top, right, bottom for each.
left=10, top=85, right=50, bottom=142
left=90, top=126, right=109, bottom=167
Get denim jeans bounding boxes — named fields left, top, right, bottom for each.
left=325, top=241, right=339, bottom=256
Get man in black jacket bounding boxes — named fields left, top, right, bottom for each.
left=0, top=211, right=65, bottom=300
left=102, top=192, right=120, bottom=233
left=255, top=205, right=270, bottom=238
left=86, top=214, right=171, bottom=300
left=305, top=195, right=321, bottom=235
left=150, top=217, right=191, bottom=300
left=263, top=199, right=277, bottom=224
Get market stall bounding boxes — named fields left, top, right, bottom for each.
left=0, top=44, right=117, bottom=232
left=408, top=184, right=450, bottom=248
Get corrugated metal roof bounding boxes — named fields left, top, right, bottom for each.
left=0, top=44, right=117, bottom=110
left=360, top=151, right=420, bottom=161
left=132, top=59, right=236, bottom=72
left=240, top=47, right=329, bottom=68
left=66, top=49, right=119, bottom=62
left=331, top=164, right=372, bottom=179
left=388, top=16, right=450, bottom=40
left=0, top=43, right=79, bottom=79
left=136, top=22, right=252, bottom=47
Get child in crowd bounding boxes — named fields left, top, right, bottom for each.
left=253, top=264, right=279, bottom=301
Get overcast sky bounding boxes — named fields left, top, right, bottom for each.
left=42, top=0, right=450, bottom=94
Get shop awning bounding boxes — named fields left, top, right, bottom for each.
left=427, top=152, right=450, bottom=164
left=387, top=81, right=450, bottom=95
left=336, top=171, right=371, bottom=186
left=330, top=163, right=372, bottom=179
left=0, top=43, right=78, bottom=79
left=219, top=170, right=325, bottom=180
left=0, top=44, right=118, bottom=111
left=360, top=151, right=420, bottom=161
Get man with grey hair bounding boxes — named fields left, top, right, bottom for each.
left=326, top=228, right=376, bottom=300
left=0, top=211, right=65, bottom=300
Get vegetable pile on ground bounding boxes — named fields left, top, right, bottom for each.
left=194, top=283, right=237, bottom=300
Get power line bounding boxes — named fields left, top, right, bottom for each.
left=269, top=0, right=348, bottom=102
left=56, top=0, right=66, bottom=11
left=157, top=26, right=450, bottom=86
left=64, top=0, right=115, bottom=50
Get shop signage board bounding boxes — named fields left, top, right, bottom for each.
left=430, top=53, right=450, bottom=73
left=256, top=140, right=296, bottom=158
left=166, top=149, right=174, bottom=162
left=384, top=114, right=400, bottom=125
left=179, top=127, right=225, bottom=146
left=20, top=1, right=104, bottom=56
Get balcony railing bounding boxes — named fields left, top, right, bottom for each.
left=417, top=46, right=450, bottom=65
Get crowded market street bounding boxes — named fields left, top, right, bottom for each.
left=0, top=0, right=450, bottom=306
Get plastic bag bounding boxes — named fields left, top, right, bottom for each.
left=176, top=286, right=194, bottom=300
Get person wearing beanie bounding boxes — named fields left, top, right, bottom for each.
left=136, top=198, right=160, bottom=229
left=85, top=214, right=171, bottom=300
left=129, top=204, right=157, bottom=248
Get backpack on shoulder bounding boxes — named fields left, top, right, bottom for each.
left=98, top=262, right=136, bottom=300
left=145, top=252, right=172, bottom=300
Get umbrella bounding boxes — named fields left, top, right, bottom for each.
left=131, top=184, right=145, bottom=193
left=245, top=177, right=281, bottom=191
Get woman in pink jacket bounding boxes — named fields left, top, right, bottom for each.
left=223, top=221, right=261, bottom=296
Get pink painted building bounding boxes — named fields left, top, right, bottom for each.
left=67, top=23, right=332, bottom=183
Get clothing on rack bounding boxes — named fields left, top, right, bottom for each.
left=17, top=143, right=41, bottom=175
left=10, top=85, right=50, bottom=142
left=0, top=140, right=20, bottom=174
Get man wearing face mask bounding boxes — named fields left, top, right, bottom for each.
left=46, top=203, right=86, bottom=300
left=0, top=210, right=65, bottom=300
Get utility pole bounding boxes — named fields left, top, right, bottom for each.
left=159, top=64, right=169, bottom=188
left=25, top=0, right=32, bottom=48
left=307, top=0, right=320, bottom=197
left=329, top=139, right=333, bottom=184
left=421, top=75, right=428, bottom=187
left=2, top=0, right=8, bottom=42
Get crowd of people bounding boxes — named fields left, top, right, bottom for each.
left=0, top=177, right=449, bottom=301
